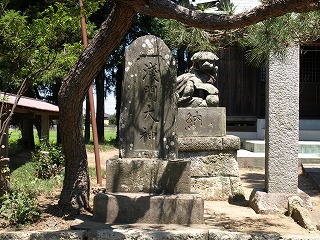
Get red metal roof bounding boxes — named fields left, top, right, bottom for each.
left=0, top=92, right=59, bottom=115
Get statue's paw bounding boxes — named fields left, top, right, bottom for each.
left=206, top=95, right=219, bottom=107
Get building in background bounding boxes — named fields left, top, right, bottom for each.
left=190, top=0, right=320, bottom=142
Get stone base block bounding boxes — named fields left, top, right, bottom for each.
left=106, top=159, right=190, bottom=194
left=178, top=135, right=240, bottom=152
left=191, top=177, right=244, bottom=201
left=93, top=193, right=204, bottom=224
left=179, top=151, right=239, bottom=177
left=249, top=188, right=312, bottom=214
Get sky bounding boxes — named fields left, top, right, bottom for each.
left=104, top=93, right=116, bottom=115
left=82, top=92, right=116, bottom=115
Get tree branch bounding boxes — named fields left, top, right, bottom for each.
left=132, top=0, right=320, bottom=30
left=59, top=4, right=136, bottom=105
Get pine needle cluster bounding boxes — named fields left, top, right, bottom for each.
left=157, top=2, right=320, bottom=67
left=238, top=12, right=320, bottom=67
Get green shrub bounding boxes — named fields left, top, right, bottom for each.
left=0, top=191, right=39, bottom=226
left=32, top=141, right=65, bottom=179
left=8, top=130, right=25, bottom=157
left=108, top=114, right=117, bottom=125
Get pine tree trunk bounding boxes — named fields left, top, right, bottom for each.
left=58, top=4, right=135, bottom=216
left=58, top=100, right=89, bottom=216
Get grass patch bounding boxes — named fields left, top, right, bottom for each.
left=34, top=130, right=57, bottom=145
left=8, top=128, right=117, bottom=154
left=9, top=129, right=58, bottom=145
left=2, top=127, right=116, bottom=227
left=10, top=161, right=64, bottom=196
left=88, top=166, right=106, bottom=180
left=8, top=129, right=24, bottom=157
left=8, top=128, right=21, bottom=141
left=1, top=160, right=64, bottom=227
left=86, top=128, right=117, bottom=152
left=8, top=129, right=58, bottom=156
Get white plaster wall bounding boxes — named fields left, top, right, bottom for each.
left=190, top=0, right=216, bottom=6
left=227, top=119, right=320, bottom=142
left=190, top=0, right=262, bottom=13
left=232, top=0, right=261, bottom=13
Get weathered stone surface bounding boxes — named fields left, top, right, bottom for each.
left=0, top=231, right=85, bottom=240
left=266, top=46, right=300, bottom=194
left=287, top=196, right=317, bottom=231
left=178, top=135, right=243, bottom=201
left=177, top=107, right=226, bottom=137
left=249, top=188, right=312, bottom=214
left=1, top=228, right=319, bottom=240
left=93, top=193, right=204, bottom=224
left=209, top=229, right=280, bottom=240
left=179, top=151, right=239, bottom=177
left=119, top=35, right=177, bottom=160
left=178, top=135, right=240, bottom=152
left=90, top=228, right=208, bottom=240
left=105, top=159, right=191, bottom=194
left=191, top=176, right=244, bottom=201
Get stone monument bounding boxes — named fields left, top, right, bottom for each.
left=249, top=45, right=312, bottom=213
left=177, top=52, right=244, bottom=201
left=93, top=35, right=204, bottom=224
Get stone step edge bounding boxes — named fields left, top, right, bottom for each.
left=237, top=157, right=320, bottom=169
left=302, top=164, right=320, bottom=192
left=0, top=227, right=319, bottom=240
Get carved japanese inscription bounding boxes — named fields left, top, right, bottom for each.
left=185, top=111, right=203, bottom=130
left=119, top=36, right=177, bottom=159
left=177, top=108, right=226, bottom=137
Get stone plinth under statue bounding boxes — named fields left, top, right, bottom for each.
left=93, top=35, right=203, bottom=225
left=176, top=51, right=244, bottom=201
left=178, top=107, right=244, bottom=201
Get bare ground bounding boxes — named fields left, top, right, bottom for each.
left=1, top=149, right=320, bottom=237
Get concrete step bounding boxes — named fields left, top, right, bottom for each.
left=237, top=150, right=320, bottom=169
left=237, top=149, right=265, bottom=169
left=243, top=140, right=265, bottom=153
left=302, top=163, right=320, bottom=192
left=244, top=140, right=320, bottom=154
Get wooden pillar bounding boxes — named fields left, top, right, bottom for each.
left=40, top=115, right=50, bottom=141
left=22, top=118, right=35, bottom=149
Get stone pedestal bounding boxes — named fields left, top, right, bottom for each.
left=94, top=193, right=204, bottom=224
left=178, top=135, right=244, bottom=201
left=93, top=158, right=204, bottom=224
left=105, top=159, right=191, bottom=194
